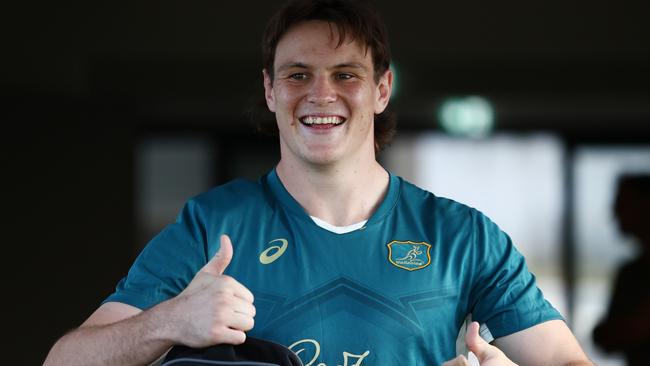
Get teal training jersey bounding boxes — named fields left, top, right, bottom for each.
left=105, top=169, right=562, bottom=365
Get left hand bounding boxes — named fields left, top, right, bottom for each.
left=442, top=322, right=518, bottom=366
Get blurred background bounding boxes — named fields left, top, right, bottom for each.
left=2, top=0, right=649, bottom=364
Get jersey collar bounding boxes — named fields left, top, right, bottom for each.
left=264, top=167, right=400, bottom=229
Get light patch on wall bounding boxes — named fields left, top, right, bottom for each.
left=389, top=62, right=399, bottom=100
left=438, top=96, right=495, bottom=137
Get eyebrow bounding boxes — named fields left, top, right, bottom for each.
left=276, top=62, right=368, bottom=73
left=333, top=63, right=367, bottom=70
left=276, top=62, right=308, bottom=73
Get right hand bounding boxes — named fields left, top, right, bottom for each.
left=167, top=234, right=255, bottom=347
left=442, top=322, right=518, bottom=366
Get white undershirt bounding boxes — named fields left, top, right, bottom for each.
left=310, top=216, right=368, bottom=234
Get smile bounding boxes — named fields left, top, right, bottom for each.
left=299, top=115, right=347, bottom=128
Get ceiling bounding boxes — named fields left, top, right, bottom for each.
left=4, top=0, right=650, bottom=138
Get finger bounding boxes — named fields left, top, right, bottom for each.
left=227, top=312, right=255, bottom=332
left=466, top=321, right=500, bottom=363
left=218, top=327, right=247, bottom=345
left=231, top=296, right=256, bottom=317
left=202, top=234, right=234, bottom=275
left=442, top=355, right=469, bottom=366
left=219, top=274, right=255, bottom=303
left=230, top=278, right=255, bottom=303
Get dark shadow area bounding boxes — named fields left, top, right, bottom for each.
left=593, top=174, right=650, bottom=366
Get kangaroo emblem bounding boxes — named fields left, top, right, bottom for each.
left=398, top=245, right=422, bottom=261
left=387, top=240, right=432, bottom=271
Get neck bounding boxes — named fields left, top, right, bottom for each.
left=276, top=154, right=389, bottom=227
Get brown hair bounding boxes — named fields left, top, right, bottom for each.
left=256, top=0, right=396, bottom=153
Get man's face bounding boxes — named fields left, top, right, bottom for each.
left=264, top=20, right=392, bottom=166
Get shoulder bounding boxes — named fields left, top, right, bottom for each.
left=188, top=177, right=270, bottom=214
left=169, top=177, right=274, bottom=234
left=397, top=176, right=485, bottom=224
left=395, top=176, right=508, bottom=253
left=197, top=178, right=265, bottom=199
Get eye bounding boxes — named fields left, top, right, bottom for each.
left=336, top=73, right=354, bottom=80
left=289, top=73, right=308, bottom=80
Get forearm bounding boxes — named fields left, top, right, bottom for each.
left=44, top=301, right=176, bottom=366
left=44, top=236, right=254, bottom=365
left=562, top=361, right=595, bottom=366
left=563, top=359, right=594, bottom=366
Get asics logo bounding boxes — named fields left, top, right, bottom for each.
left=259, top=238, right=288, bottom=264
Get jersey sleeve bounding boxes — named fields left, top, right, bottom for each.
left=103, top=199, right=209, bottom=310
left=467, top=209, right=564, bottom=339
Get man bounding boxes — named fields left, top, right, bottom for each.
left=593, top=174, right=650, bottom=366
left=45, top=0, right=594, bottom=365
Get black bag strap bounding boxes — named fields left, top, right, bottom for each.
left=161, top=337, right=303, bottom=366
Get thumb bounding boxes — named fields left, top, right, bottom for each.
left=442, top=355, right=470, bottom=366
left=466, top=321, right=500, bottom=363
left=202, top=234, right=233, bottom=275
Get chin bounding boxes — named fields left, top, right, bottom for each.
left=303, top=150, right=343, bottom=166
left=306, top=156, right=339, bottom=166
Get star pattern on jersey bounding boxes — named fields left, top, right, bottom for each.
left=254, top=276, right=456, bottom=334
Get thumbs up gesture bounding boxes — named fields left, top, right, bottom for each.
left=166, top=235, right=256, bottom=348
left=442, top=322, right=518, bottom=366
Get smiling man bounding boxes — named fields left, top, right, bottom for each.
left=45, top=1, right=594, bottom=365
left=264, top=18, right=392, bottom=229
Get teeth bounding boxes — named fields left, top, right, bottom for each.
left=301, top=116, right=344, bottom=125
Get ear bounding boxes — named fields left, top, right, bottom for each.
left=263, top=68, right=276, bottom=113
left=374, top=68, right=393, bottom=114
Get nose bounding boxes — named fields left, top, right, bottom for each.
left=307, top=75, right=337, bottom=105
